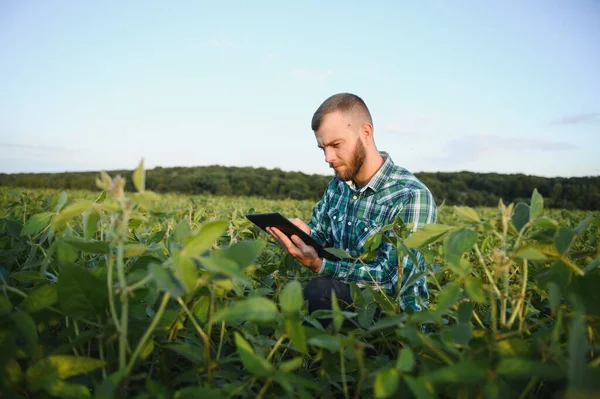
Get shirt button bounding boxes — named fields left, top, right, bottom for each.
left=353, top=195, right=358, bottom=200
left=333, top=215, right=337, bottom=220
left=347, top=221, right=352, bottom=226
left=364, top=227, right=368, bottom=232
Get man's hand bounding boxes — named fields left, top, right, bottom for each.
left=266, top=219, right=322, bottom=273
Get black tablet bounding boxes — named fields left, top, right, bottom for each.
left=245, top=212, right=341, bottom=261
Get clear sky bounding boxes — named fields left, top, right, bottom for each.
left=1, top=1, right=599, bottom=178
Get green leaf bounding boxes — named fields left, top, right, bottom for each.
left=83, top=210, right=100, bottom=240
left=444, top=228, right=477, bottom=276
left=123, top=243, right=147, bottom=258
left=404, top=224, right=454, bottom=248
left=163, top=343, right=204, bottom=364
left=396, top=347, right=415, bottom=372
left=234, top=332, right=274, bottom=377
left=57, top=264, right=108, bottom=319
left=324, top=247, right=352, bottom=259
left=452, top=322, right=472, bottom=345
left=214, top=240, right=265, bottom=268
left=454, top=206, right=481, bottom=223
left=175, top=255, right=198, bottom=294
left=554, top=227, right=574, bottom=254
left=530, top=189, right=543, bottom=220
left=171, top=220, right=191, bottom=246
left=425, top=360, right=487, bottom=383
left=52, top=202, right=93, bottom=229
left=284, top=318, right=307, bottom=353
left=512, top=202, right=530, bottom=232
left=11, top=311, right=39, bottom=356
left=496, top=358, right=563, bottom=379
left=213, top=297, right=278, bottom=324
left=331, top=291, right=343, bottom=332
left=574, top=214, right=592, bottom=235
left=63, top=236, right=110, bottom=254
left=21, top=212, right=52, bottom=236
left=404, top=376, right=435, bottom=399
left=465, top=277, right=487, bottom=304
left=435, top=281, right=461, bottom=314
left=374, top=368, right=400, bottom=398
left=26, top=355, right=105, bottom=391
left=149, top=263, right=185, bottom=298
left=279, top=280, right=303, bottom=314
left=568, top=313, right=588, bottom=391
left=548, top=282, right=560, bottom=312
left=133, top=159, right=145, bottom=192
left=0, top=295, right=12, bottom=316
left=513, top=244, right=558, bottom=261
left=20, top=284, right=58, bottom=313
left=54, top=192, right=68, bottom=212
left=308, top=335, right=341, bottom=352
left=182, top=220, right=228, bottom=257
left=279, top=357, right=304, bottom=372
left=9, top=271, right=46, bottom=283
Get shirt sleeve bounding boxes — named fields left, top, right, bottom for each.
left=307, top=181, right=333, bottom=247
left=318, top=188, right=437, bottom=311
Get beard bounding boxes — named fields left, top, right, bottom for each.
left=332, top=139, right=366, bottom=182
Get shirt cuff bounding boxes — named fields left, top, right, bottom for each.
left=318, top=258, right=336, bottom=276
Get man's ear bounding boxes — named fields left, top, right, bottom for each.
left=361, top=122, right=374, bottom=141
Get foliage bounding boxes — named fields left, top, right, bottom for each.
left=1, top=163, right=599, bottom=398
left=2, top=164, right=600, bottom=210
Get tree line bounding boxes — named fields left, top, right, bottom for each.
left=1, top=165, right=598, bottom=210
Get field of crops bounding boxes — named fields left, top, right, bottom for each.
left=1, top=164, right=599, bottom=398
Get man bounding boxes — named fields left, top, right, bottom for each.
left=267, top=93, right=437, bottom=317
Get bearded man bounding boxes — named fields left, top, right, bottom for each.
left=267, top=93, right=437, bottom=318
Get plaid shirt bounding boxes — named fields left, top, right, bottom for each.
left=308, top=152, right=437, bottom=311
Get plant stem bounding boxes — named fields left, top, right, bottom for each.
left=126, top=292, right=170, bottom=374
left=340, top=348, right=349, bottom=399
left=474, top=244, right=502, bottom=297
left=256, top=377, right=273, bottom=399
left=216, top=321, right=226, bottom=362
left=117, top=239, right=129, bottom=370
left=176, top=297, right=213, bottom=384
left=106, top=254, right=121, bottom=332
left=267, top=334, right=286, bottom=361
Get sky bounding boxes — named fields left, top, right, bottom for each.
left=1, top=0, right=599, bottom=178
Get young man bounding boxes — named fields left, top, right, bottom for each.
left=267, top=93, right=437, bottom=315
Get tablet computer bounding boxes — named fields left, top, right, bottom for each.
left=245, top=212, right=341, bottom=261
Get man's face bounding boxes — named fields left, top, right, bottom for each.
left=314, top=111, right=367, bottom=182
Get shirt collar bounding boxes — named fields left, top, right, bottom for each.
left=345, top=151, right=395, bottom=193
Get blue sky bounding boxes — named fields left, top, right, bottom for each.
left=1, top=0, right=599, bottom=178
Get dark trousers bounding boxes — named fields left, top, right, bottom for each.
left=303, top=277, right=353, bottom=314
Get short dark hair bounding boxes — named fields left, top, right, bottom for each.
left=311, top=93, right=373, bottom=131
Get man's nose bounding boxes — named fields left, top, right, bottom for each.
left=324, top=148, right=336, bottom=163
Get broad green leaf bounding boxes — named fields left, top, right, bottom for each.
left=94, top=369, right=127, bottom=399
left=0, top=295, right=12, bottom=316
left=512, top=202, right=530, bottom=232
left=457, top=302, right=474, bottom=323
left=174, top=386, right=224, bottom=399
left=133, top=159, right=145, bottom=192
left=396, top=347, right=415, bottom=372
left=57, top=264, right=108, bottom=319
left=171, top=220, right=191, bottom=246
left=554, top=227, right=574, bottom=254
left=9, top=271, right=46, bottom=283
left=83, top=210, right=100, bottom=240
left=149, top=263, right=185, bottom=298
left=63, top=236, right=110, bottom=254
left=279, top=280, right=303, bottom=314
left=425, top=360, right=487, bottom=383
left=52, top=202, right=93, bottom=229
left=279, top=357, right=304, bottom=372
left=513, top=244, right=558, bottom=261
left=331, top=291, right=343, bottom=332
left=21, top=212, right=52, bottom=236
left=214, top=240, right=265, bottom=268
left=465, top=277, right=487, bottom=304
left=213, top=297, right=278, bottom=324
left=234, top=332, right=273, bottom=377
left=2, top=359, right=22, bottom=388
left=444, top=228, right=477, bottom=276
left=404, top=224, right=454, bottom=248
left=175, top=255, right=198, bottom=294
left=435, top=282, right=461, bottom=313
left=496, top=358, right=563, bottom=379
left=182, top=220, right=228, bottom=257
left=11, top=311, right=39, bottom=356
left=324, top=247, right=352, bottom=259
left=20, top=284, right=58, bottom=313
left=308, top=335, right=341, bottom=352
left=533, top=217, right=558, bottom=231
left=530, top=188, right=543, bottom=220
left=123, top=243, right=147, bottom=258
left=285, top=319, right=307, bottom=354
left=26, top=355, right=105, bottom=390
left=404, top=376, right=435, bottom=399
left=568, top=313, right=588, bottom=391
left=574, top=214, right=592, bottom=235
left=54, top=191, right=68, bottom=212
left=163, top=343, right=204, bottom=364
left=199, top=255, right=252, bottom=286
left=452, top=322, right=472, bottom=345
left=548, top=282, right=560, bottom=311
left=374, top=368, right=400, bottom=398
left=454, top=206, right=481, bottom=223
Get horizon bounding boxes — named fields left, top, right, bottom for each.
left=1, top=1, right=599, bottom=178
